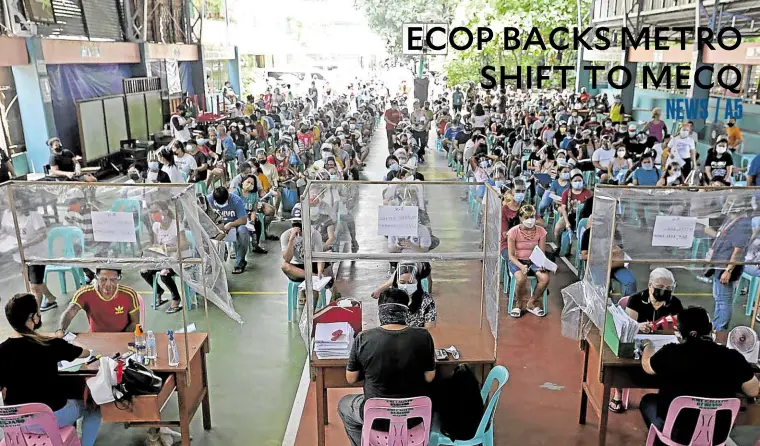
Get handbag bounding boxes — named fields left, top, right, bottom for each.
left=119, top=360, right=162, bottom=397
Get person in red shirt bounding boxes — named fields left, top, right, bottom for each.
left=555, top=169, right=593, bottom=249
left=384, top=101, right=401, bottom=153
left=57, top=268, right=140, bottom=333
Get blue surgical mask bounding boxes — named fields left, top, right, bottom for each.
left=642, top=163, right=653, bottom=170
left=494, top=180, right=505, bottom=189
left=149, top=161, right=160, bottom=170
left=389, top=164, right=400, bottom=172
left=571, top=180, right=584, bottom=190
left=560, top=172, right=570, bottom=180
left=513, top=192, right=525, bottom=203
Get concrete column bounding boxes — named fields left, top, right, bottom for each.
left=227, top=47, right=241, bottom=98
left=12, top=38, right=57, bottom=173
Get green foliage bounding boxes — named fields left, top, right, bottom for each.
left=354, top=0, right=457, bottom=51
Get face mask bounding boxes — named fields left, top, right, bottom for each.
left=651, top=287, right=672, bottom=303
left=628, top=131, right=636, bottom=137
left=560, top=172, right=570, bottom=180
left=243, top=182, right=255, bottom=192
left=617, top=150, right=626, bottom=157
left=399, top=283, right=417, bottom=296
left=680, top=130, right=689, bottom=137
left=389, top=163, right=400, bottom=172
left=329, top=174, right=339, bottom=180
left=642, top=162, right=653, bottom=170
left=151, top=212, right=163, bottom=223
left=571, top=180, right=583, bottom=190
left=149, top=161, right=160, bottom=170
left=727, top=122, right=735, bottom=127
left=129, top=173, right=140, bottom=181
left=494, top=180, right=505, bottom=189
left=716, top=145, right=727, bottom=154
left=276, top=154, right=285, bottom=161
left=513, top=192, right=525, bottom=203
left=480, top=161, right=489, bottom=168
left=522, top=217, right=536, bottom=228
left=605, top=122, right=612, bottom=128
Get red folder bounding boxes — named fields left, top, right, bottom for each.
left=313, top=299, right=362, bottom=337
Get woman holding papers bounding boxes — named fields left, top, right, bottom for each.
left=139, top=201, right=190, bottom=314
left=505, top=205, right=549, bottom=318
left=608, top=268, right=683, bottom=414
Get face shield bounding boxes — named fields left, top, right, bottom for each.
left=397, top=262, right=419, bottom=296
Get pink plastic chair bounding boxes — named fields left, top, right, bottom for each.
left=645, top=397, right=741, bottom=446
left=0, top=403, right=81, bottom=446
left=361, top=397, right=432, bottom=446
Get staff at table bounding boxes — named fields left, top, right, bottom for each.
left=0, top=293, right=101, bottom=446
left=639, top=307, right=759, bottom=441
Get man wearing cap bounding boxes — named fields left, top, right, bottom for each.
left=280, top=203, right=326, bottom=282
left=47, top=138, right=96, bottom=182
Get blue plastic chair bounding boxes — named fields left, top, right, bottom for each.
left=421, top=277, right=429, bottom=293
left=151, top=230, right=198, bottom=309
left=44, top=227, right=86, bottom=295
left=430, top=365, right=510, bottom=446
left=287, top=279, right=326, bottom=322
left=575, top=218, right=589, bottom=271
left=111, top=199, right=143, bottom=256
left=506, top=268, right=549, bottom=315
left=735, top=272, right=760, bottom=317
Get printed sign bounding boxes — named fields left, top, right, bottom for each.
left=91, top=211, right=136, bottom=243
left=377, top=206, right=419, bottom=237
left=652, top=216, right=696, bottom=248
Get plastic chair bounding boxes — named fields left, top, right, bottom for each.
left=645, top=397, right=740, bottom=446
left=111, top=199, right=143, bottom=256
left=735, top=272, right=760, bottom=316
left=421, top=277, right=429, bottom=293
left=361, top=397, right=432, bottom=446
left=44, top=227, right=86, bottom=295
left=0, top=402, right=81, bottom=446
left=506, top=268, right=549, bottom=315
left=226, top=160, right=237, bottom=179
left=431, top=365, right=510, bottom=446
left=287, top=279, right=326, bottom=322
left=136, top=293, right=146, bottom=325
left=575, top=218, right=589, bottom=271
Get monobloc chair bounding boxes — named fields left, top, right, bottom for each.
left=0, top=403, right=81, bottom=446
left=361, top=397, right=432, bottom=446
left=506, top=268, right=549, bottom=316
left=44, top=226, right=86, bottom=295
left=645, top=396, right=740, bottom=446
left=431, top=365, right=510, bottom=446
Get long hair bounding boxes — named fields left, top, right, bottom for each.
left=5, top=293, right=49, bottom=345
left=474, top=104, right=485, bottom=116
left=391, top=275, right=424, bottom=313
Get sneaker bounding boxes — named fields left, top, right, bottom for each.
left=40, top=301, right=58, bottom=312
left=252, top=245, right=268, bottom=254
left=696, top=275, right=713, bottom=284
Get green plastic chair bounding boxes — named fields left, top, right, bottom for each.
left=506, top=268, right=549, bottom=316
left=44, top=226, right=86, bottom=295
left=111, top=199, right=143, bottom=256
left=151, top=230, right=198, bottom=309
left=430, top=365, right=510, bottom=446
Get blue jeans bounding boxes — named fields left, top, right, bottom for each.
left=713, top=270, right=737, bottom=331
left=612, top=267, right=637, bottom=296
left=538, top=191, right=553, bottom=215
left=31, top=400, right=101, bottom=446
left=230, top=226, right=249, bottom=267
left=236, top=148, right=245, bottom=166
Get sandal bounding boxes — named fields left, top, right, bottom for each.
left=154, top=297, right=169, bottom=308
left=526, top=306, right=546, bottom=317
left=609, top=399, right=625, bottom=413
left=509, top=307, right=522, bottom=318
left=166, top=305, right=183, bottom=314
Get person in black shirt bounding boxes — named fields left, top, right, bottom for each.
left=0, top=293, right=101, bottom=446
left=640, top=306, right=759, bottom=443
left=704, top=136, right=734, bottom=182
left=339, top=288, right=436, bottom=446
left=187, top=141, right=209, bottom=183
left=47, top=137, right=96, bottom=182
left=0, top=148, right=15, bottom=183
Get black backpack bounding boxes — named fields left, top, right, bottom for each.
left=433, top=364, right=484, bottom=440
left=113, top=361, right=162, bottom=409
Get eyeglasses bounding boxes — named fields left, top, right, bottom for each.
left=97, top=276, right=120, bottom=284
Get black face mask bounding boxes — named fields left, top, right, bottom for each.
left=652, top=287, right=672, bottom=303
left=727, top=122, right=735, bottom=127
left=129, top=173, right=141, bottom=181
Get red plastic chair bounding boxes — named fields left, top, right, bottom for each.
left=0, top=403, right=81, bottom=446
left=361, top=397, right=432, bottom=446
left=645, top=397, right=740, bottom=446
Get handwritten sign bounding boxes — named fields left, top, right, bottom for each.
left=377, top=206, right=418, bottom=237
left=91, top=211, right=136, bottom=243
left=652, top=216, right=696, bottom=248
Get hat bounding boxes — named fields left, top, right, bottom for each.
left=570, top=169, right=584, bottom=180
left=289, top=203, right=302, bottom=221
left=46, top=137, right=61, bottom=147
left=716, top=135, right=728, bottom=144
left=628, top=123, right=637, bottom=130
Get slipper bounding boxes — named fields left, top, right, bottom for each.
left=609, top=399, right=625, bottom=413
left=509, top=307, right=522, bottom=318
left=154, top=297, right=169, bottom=308
left=166, top=305, right=183, bottom=314
left=445, top=345, right=460, bottom=360
left=526, top=307, right=546, bottom=317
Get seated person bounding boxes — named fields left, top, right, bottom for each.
left=139, top=201, right=191, bottom=314
left=187, top=140, right=223, bottom=185
left=632, top=151, right=661, bottom=186
left=339, top=288, right=436, bottom=446
left=640, top=307, right=759, bottom=443
left=538, top=164, right=570, bottom=216
left=608, top=268, right=682, bottom=414
left=232, top=174, right=269, bottom=254
left=280, top=204, right=326, bottom=283
left=370, top=262, right=436, bottom=328
left=505, top=205, right=549, bottom=318
left=47, top=137, right=97, bottom=182
left=58, top=268, right=140, bottom=333
left=554, top=169, right=592, bottom=251
left=0, top=294, right=101, bottom=446
left=207, top=187, right=249, bottom=274
left=255, top=148, right=281, bottom=216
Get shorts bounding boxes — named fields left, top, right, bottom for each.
left=291, top=263, right=323, bottom=282
left=28, top=265, right=46, bottom=285
left=507, top=258, right=540, bottom=276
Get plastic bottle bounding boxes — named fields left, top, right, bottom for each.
left=74, top=161, right=81, bottom=176
left=167, top=330, right=179, bottom=367
left=134, top=324, right=146, bottom=363
left=145, top=330, right=157, bottom=360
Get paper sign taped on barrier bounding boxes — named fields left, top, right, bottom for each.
left=91, top=211, right=136, bottom=243
left=652, top=216, right=696, bottom=248
left=377, top=206, right=419, bottom=237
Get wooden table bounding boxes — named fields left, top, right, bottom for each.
left=310, top=325, right=496, bottom=446
left=578, top=329, right=760, bottom=446
left=60, top=332, right=211, bottom=446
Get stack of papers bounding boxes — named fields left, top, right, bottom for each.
left=314, top=322, right=354, bottom=359
left=634, top=334, right=678, bottom=352
left=608, top=305, right=639, bottom=343
left=530, top=246, right=558, bottom=273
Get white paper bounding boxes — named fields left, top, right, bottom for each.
left=63, top=332, right=77, bottom=343
left=91, top=211, right=137, bottom=243
left=299, top=275, right=332, bottom=291
left=652, top=216, right=696, bottom=248
left=377, top=205, right=419, bottom=237
left=58, top=357, right=89, bottom=371
left=696, top=217, right=710, bottom=227
left=549, top=193, right=562, bottom=202
left=529, top=246, right=558, bottom=273
left=224, top=228, right=237, bottom=243
left=634, top=334, right=679, bottom=352
left=176, top=322, right=196, bottom=334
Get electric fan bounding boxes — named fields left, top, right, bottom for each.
left=727, top=326, right=760, bottom=364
